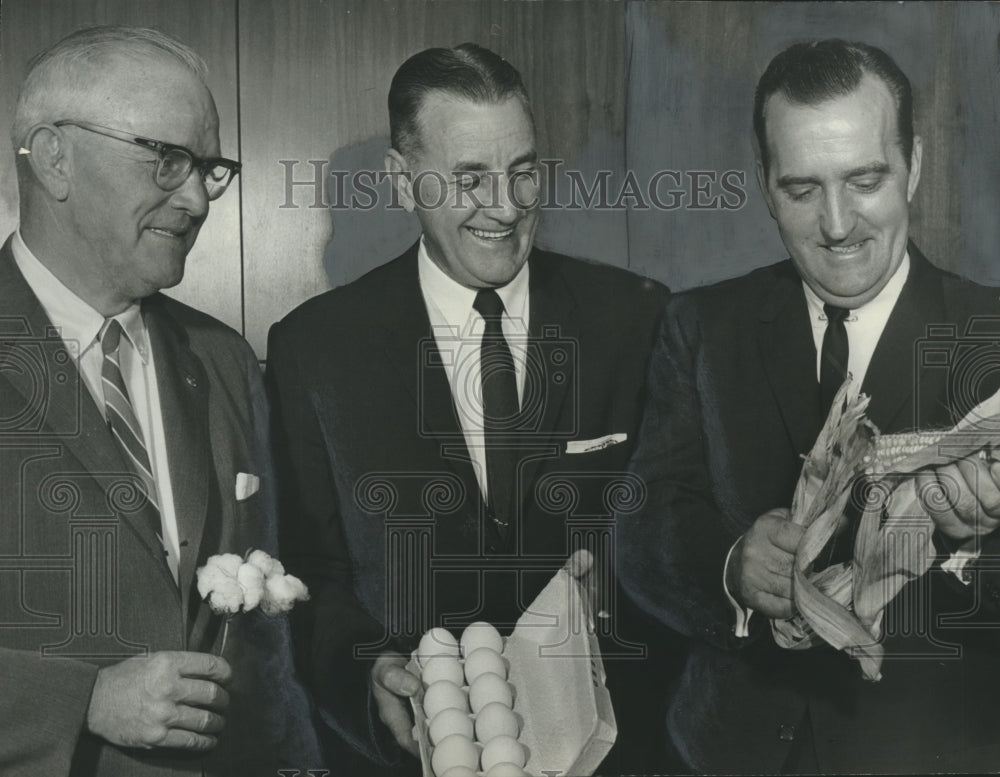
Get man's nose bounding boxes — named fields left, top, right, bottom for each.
left=169, top=168, right=211, bottom=219
left=818, top=189, right=856, bottom=242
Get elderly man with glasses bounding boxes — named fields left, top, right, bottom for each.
left=0, top=25, right=316, bottom=777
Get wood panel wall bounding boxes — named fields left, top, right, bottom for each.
left=1, top=1, right=998, bottom=357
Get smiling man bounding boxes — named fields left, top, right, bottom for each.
left=0, top=26, right=317, bottom=776
left=267, top=43, right=673, bottom=775
left=619, top=39, right=1000, bottom=773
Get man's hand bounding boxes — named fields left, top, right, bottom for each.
left=371, top=651, right=421, bottom=757
left=916, top=449, right=1000, bottom=548
left=726, top=508, right=804, bottom=619
left=86, top=651, right=231, bottom=750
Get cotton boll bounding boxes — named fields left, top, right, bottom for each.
left=422, top=680, right=468, bottom=720
left=246, top=548, right=285, bottom=577
left=484, top=763, right=529, bottom=777
left=463, top=647, right=506, bottom=684
left=474, top=701, right=519, bottom=742
left=469, top=672, right=512, bottom=714
left=418, top=628, right=461, bottom=666
left=261, top=572, right=309, bottom=615
left=481, top=736, right=526, bottom=773
left=422, top=654, right=464, bottom=687
left=428, top=707, right=474, bottom=745
left=236, top=562, right=265, bottom=612
left=460, top=621, right=503, bottom=656
left=430, top=733, right=478, bottom=777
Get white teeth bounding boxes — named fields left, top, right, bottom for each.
left=149, top=228, right=182, bottom=238
left=829, top=241, right=865, bottom=254
left=468, top=227, right=514, bottom=240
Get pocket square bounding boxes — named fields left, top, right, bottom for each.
left=235, top=472, right=260, bottom=501
left=565, top=433, right=627, bottom=454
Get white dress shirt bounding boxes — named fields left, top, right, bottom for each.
left=12, top=230, right=181, bottom=580
left=417, top=237, right=530, bottom=502
left=725, top=254, right=911, bottom=636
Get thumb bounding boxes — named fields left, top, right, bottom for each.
left=380, top=663, right=420, bottom=697
left=564, top=548, right=594, bottom=579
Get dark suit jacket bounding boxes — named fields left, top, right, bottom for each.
left=619, top=246, right=1000, bottom=774
left=0, top=237, right=313, bottom=776
left=266, top=244, right=672, bottom=773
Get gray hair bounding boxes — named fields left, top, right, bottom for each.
left=11, top=25, right=209, bottom=149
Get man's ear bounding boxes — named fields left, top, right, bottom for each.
left=755, top=158, right=776, bottom=220
left=906, top=135, right=922, bottom=203
left=20, top=125, right=71, bottom=201
left=385, top=149, right=415, bottom=213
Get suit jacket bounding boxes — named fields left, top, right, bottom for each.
left=0, top=237, right=314, bottom=776
left=266, top=244, right=672, bottom=773
left=619, top=246, right=1000, bottom=774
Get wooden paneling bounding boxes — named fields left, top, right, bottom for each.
left=238, top=0, right=627, bottom=356
left=624, top=1, right=1000, bottom=292
left=0, top=0, right=243, bottom=333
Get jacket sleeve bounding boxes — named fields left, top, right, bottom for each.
left=265, top=321, right=401, bottom=767
left=616, top=296, right=760, bottom=651
left=0, top=648, right=98, bottom=776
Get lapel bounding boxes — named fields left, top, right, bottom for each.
left=378, top=245, right=482, bottom=500
left=143, top=295, right=212, bottom=616
left=515, top=250, right=581, bottom=505
left=0, top=238, right=178, bottom=586
left=757, top=261, right=825, bottom=456
left=861, top=245, right=944, bottom=432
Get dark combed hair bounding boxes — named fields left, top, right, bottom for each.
left=753, top=39, right=914, bottom=175
left=388, top=42, right=529, bottom=157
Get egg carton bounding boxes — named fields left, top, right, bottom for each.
left=409, top=568, right=617, bottom=777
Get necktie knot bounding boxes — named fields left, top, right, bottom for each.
left=473, top=288, right=506, bottom=320
left=823, top=303, right=851, bottom=324
left=100, top=318, right=123, bottom=356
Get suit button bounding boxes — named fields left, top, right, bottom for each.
left=778, top=724, right=796, bottom=742
left=487, top=543, right=498, bottom=554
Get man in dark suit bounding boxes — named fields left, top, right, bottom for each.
left=619, top=39, right=1000, bottom=774
left=0, top=26, right=316, bottom=776
left=267, top=43, right=674, bottom=775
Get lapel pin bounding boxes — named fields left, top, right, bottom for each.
left=185, top=374, right=198, bottom=389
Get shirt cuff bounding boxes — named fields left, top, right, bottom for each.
left=941, top=547, right=979, bottom=585
left=723, top=538, right=754, bottom=638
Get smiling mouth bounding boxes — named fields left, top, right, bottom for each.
left=148, top=227, right=189, bottom=239
left=826, top=239, right=869, bottom=254
left=468, top=226, right=515, bottom=241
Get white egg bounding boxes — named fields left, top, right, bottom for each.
left=439, top=766, right=477, bottom=777
left=430, top=733, right=479, bottom=777
left=481, top=735, right=526, bottom=773
left=484, top=763, right=529, bottom=777
left=469, top=672, right=512, bottom=714
left=418, top=627, right=461, bottom=666
left=460, top=621, right=504, bottom=656
left=463, top=646, right=506, bottom=684
left=429, top=707, right=474, bottom=746
left=474, top=701, right=520, bottom=742
left=422, top=680, right=468, bottom=720
left=422, top=654, right=465, bottom=687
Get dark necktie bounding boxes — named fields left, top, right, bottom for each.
left=100, top=319, right=178, bottom=582
left=819, top=304, right=851, bottom=417
left=473, top=289, right=519, bottom=543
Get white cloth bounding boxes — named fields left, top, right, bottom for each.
left=13, top=230, right=181, bottom=578
left=417, top=237, right=530, bottom=502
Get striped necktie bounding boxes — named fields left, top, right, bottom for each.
left=100, top=319, right=177, bottom=582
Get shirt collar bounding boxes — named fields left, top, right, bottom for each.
left=802, top=251, right=910, bottom=322
left=417, top=236, right=530, bottom=334
left=13, top=229, right=149, bottom=363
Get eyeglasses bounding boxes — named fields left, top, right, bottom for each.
left=51, top=119, right=241, bottom=200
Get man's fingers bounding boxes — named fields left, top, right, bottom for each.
left=168, top=704, right=227, bottom=735
left=171, top=652, right=232, bottom=684
left=372, top=686, right=420, bottom=756
left=171, top=678, right=230, bottom=711
left=772, top=519, right=805, bottom=554
left=156, top=728, right=219, bottom=751
left=754, top=591, right=797, bottom=620
left=377, top=662, right=420, bottom=697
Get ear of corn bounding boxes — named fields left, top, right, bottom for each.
left=870, top=430, right=949, bottom=473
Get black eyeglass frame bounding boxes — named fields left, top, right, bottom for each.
left=51, top=119, right=241, bottom=199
